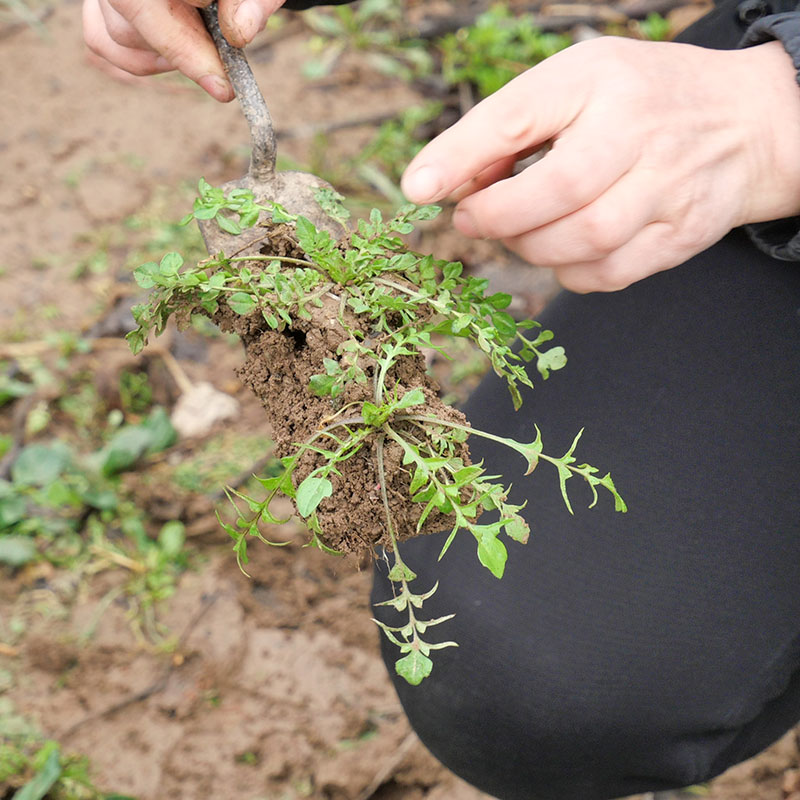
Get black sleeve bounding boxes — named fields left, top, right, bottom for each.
left=282, top=0, right=355, bottom=9
left=739, top=11, right=800, bottom=260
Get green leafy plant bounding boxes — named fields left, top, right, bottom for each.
left=354, top=102, right=443, bottom=200
left=632, top=12, right=672, bottom=41
left=0, top=406, right=188, bottom=641
left=439, top=4, right=571, bottom=98
left=0, top=737, right=134, bottom=800
left=302, top=0, right=432, bottom=80
left=129, top=182, right=626, bottom=684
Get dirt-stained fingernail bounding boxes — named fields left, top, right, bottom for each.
left=198, top=73, right=234, bottom=102
left=401, top=165, right=442, bottom=203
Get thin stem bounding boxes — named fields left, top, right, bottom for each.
left=228, top=255, right=317, bottom=268
left=376, top=433, right=420, bottom=647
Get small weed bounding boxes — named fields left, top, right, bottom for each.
left=355, top=102, right=443, bottom=193
left=0, top=734, right=134, bottom=800
left=118, top=369, right=154, bottom=415
left=129, top=182, right=626, bottom=684
left=302, top=0, right=432, bottom=80
left=0, top=404, right=187, bottom=640
left=632, top=12, right=672, bottom=40
left=439, top=4, right=571, bottom=98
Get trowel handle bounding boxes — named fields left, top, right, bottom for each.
left=199, top=2, right=277, bottom=181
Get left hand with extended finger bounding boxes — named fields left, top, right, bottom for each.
left=401, top=36, right=800, bottom=292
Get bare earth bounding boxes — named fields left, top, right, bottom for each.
left=1, top=3, right=799, bottom=800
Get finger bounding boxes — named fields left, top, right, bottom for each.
left=219, top=0, right=284, bottom=47
left=401, top=47, right=591, bottom=204
left=84, top=0, right=171, bottom=75
left=96, top=0, right=150, bottom=50
left=452, top=121, right=638, bottom=240
left=544, top=222, right=677, bottom=293
left=85, top=49, right=165, bottom=85
left=107, top=0, right=234, bottom=101
left=496, top=170, right=661, bottom=266
left=450, top=155, right=518, bottom=203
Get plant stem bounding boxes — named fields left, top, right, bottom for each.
left=376, top=432, right=422, bottom=652
left=228, top=255, right=317, bottom=268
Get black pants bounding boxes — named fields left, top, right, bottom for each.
left=372, top=229, right=800, bottom=799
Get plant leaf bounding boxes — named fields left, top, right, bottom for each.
left=14, top=746, right=62, bottom=800
left=476, top=533, right=507, bottom=579
left=11, top=443, right=70, bottom=487
left=228, top=292, right=256, bottom=315
left=0, top=536, right=37, bottom=567
left=295, top=476, right=333, bottom=517
left=395, top=650, right=433, bottom=685
left=537, top=346, right=567, bottom=378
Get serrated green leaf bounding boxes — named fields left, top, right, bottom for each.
left=395, top=650, right=433, bottom=685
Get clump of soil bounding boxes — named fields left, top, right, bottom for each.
left=204, top=221, right=469, bottom=555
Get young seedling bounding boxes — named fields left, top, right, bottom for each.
left=129, top=181, right=626, bottom=684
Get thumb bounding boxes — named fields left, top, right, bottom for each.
left=219, top=0, right=285, bottom=47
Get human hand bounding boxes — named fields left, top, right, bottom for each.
left=83, top=0, right=286, bottom=102
left=401, top=37, right=800, bottom=292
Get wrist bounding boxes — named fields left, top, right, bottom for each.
left=734, top=41, right=800, bottom=224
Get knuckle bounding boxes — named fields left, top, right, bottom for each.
left=499, top=110, right=533, bottom=151
left=551, top=169, right=586, bottom=213
left=581, top=208, right=628, bottom=256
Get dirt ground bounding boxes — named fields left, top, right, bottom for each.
left=1, top=2, right=800, bottom=799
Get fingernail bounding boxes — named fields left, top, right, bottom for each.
left=402, top=165, right=442, bottom=203
left=233, top=0, right=266, bottom=45
left=198, top=73, right=234, bottom=102
left=453, top=208, right=480, bottom=238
